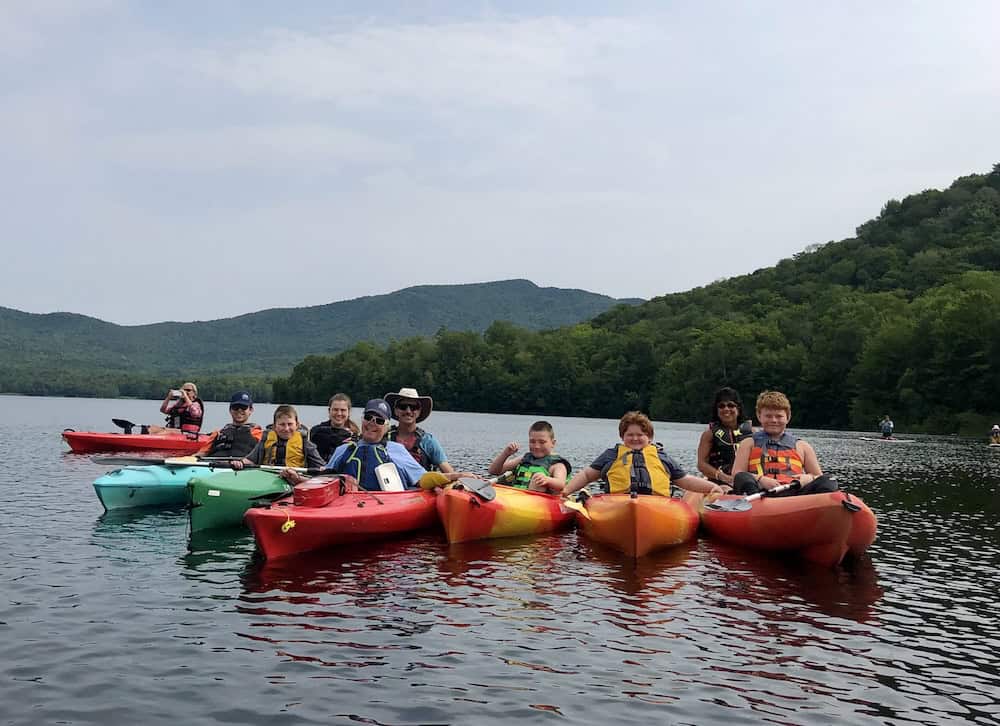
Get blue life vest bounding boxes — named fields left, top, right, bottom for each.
left=335, top=441, right=393, bottom=491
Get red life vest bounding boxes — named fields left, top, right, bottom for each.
left=747, top=431, right=805, bottom=484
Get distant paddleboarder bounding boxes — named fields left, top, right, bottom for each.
left=879, top=415, right=895, bottom=440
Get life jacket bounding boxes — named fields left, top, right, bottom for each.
left=508, top=452, right=572, bottom=489
left=309, top=421, right=357, bottom=462
left=603, top=444, right=671, bottom=496
left=208, top=423, right=262, bottom=458
left=261, top=430, right=306, bottom=468
left=880, top=420, right=894, bottom=435
left=389, top=425, right=436, bottom=471
left=747, top=431, right=805, bottom=484
left=707, top=421, right=753, bottom=474
left=165, top=398, right=204, bottom=434
left=335, top=441, right=393, bottom=491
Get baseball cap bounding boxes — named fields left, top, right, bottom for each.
left=364, top=398, right=391, bottom=420
left=230, top=391, right=253, bottom=406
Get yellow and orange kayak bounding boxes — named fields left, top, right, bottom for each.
left=697, top=491, right=877, bottom=567
left=573, top=493, right=699, bottom=558
left=436, top=484, right=575, bottom=544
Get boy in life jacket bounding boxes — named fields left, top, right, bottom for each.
left=731, top=390, right=839, bottom=497
left=198, top=391, right=263, bottom=459
left=231, top=404, right=326, bottom=470
left=487, top=421, right=572, bottom=494
left=562, top=411, right=724, bottom=498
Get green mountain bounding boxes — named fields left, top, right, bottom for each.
left=277, top=165, right=1000, bottom=434
left=0, top=279, right=642, bottom=400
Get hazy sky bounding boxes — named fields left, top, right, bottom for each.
left=3, top=1, right=998, bottom=325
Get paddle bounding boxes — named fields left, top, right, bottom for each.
left=452, top=476, right=496, bottom=502
left=704, top=480, right=801, bottom=512
left=91, top=454, right=320, bottom=475
left=560, top=494, right=590, bottom=519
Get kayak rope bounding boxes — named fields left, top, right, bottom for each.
left=281, top=509, right=296, bottom=533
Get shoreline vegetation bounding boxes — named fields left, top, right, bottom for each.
left=6, top=165, right=1000, bottom=436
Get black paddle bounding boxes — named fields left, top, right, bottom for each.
left=704, top=481, right=801, bottom=512
left=112, top=418, right=139, bottom=433
left=453, top=476, right=496, bottom=502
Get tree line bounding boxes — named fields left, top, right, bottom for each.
left=274, top=166, right=1000, bottom=435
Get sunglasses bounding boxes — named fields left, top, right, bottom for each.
left=229, top=404, right=249, bottom=411
left=182, top=389, right=195, bottom=393
left=363, top=412, right=387, bottom=425
left=717, top=402, right=738, bottom=409
left=396, top=402, right=421, bottom=411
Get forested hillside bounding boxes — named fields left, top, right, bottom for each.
left=0, top=280, right=639, bottom=400
left=276, top=166, right=1000, bottom=434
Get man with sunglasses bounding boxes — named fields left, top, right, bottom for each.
left=385, top=387, right=454, bottom=473
left=199, top=391, right=263, bottom=458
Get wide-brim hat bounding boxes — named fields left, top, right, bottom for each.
left=384, top=387, right=433, bottom=423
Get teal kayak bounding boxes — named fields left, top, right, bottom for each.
left=188, top=469, right=291, bottom=532
left=93, top=465, right=205, bottom=511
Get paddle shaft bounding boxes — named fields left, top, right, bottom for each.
left=91, top=454, right=317, bottom=474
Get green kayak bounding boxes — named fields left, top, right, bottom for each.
left=187, top=469, right=291, bottom=532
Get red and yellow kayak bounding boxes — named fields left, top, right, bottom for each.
left=436, top=484, right=575, bottom=544
left=698, top=491, right=877, bottom=567
left=62, top=429, right=210, bottom=454
left=245, top=478, right=439, bottom=560
left=572, top=493, right=699, bottom=558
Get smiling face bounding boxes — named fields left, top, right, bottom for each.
left=621, top=424, right=651, bottom=450
left=329, top=400, right=350, bottom=427
left=528, top=429, right=555, bottom=458
left=716, top=400, right=739, bottom=427
left=757, top=406, right=790, bottom=437
left=229, top=404, right=252, bottom=425
left=361, top=412, right=388, bottom=442
left=272, top=414, right=299, bottom=440
left=394, top=399, right=421, bottom=423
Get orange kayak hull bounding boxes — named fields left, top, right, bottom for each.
left=576, top=494, right=699, bottom=558
left=699, top=491, right=877, bottom=567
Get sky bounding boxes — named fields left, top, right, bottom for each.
left=3, top=1, right=999, bottom=325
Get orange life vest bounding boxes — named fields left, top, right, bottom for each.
left=747, top=431, right=805, bottom=484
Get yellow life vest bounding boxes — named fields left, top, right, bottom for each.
left=604, top=444, right=672, bottom=496
left=262, top=430, right=306, bottom=468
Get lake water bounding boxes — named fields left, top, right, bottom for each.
left=2, top=395, right=999, bottom=725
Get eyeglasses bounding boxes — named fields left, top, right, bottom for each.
left=717, top=402, right=738, bottom=409
left=396, top=402, right=421, bottom=411
left=363, top=412, right=387, bottom=425
left=229, top=404, right=249, bottom=411
left=182, top=388, right=195, bottom=393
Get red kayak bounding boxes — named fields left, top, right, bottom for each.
left=244, top=476, right=439, bottom=560
left=62, top=429, right=210, bottom=454
left=698, top=491, right=877, bottom=567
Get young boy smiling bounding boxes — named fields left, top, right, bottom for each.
left=488, top=421, right=571, bottom=494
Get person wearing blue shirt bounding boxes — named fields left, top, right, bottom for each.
left=281, top=399, right=471, bottom=491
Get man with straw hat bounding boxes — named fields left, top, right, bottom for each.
left=385, top=387, right=454, bottom=473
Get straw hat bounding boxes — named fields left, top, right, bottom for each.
left=384, top=387, right=433, bottom=423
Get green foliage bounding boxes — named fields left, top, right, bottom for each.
left=277, top=166, right=1000, bottom=433
left=0, top=280, right=638, bottom=401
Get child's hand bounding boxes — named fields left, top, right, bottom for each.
left=504, top=441, right=519, bottom=455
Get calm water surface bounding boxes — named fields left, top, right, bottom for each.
left=2, top=396, right=999, bottom=725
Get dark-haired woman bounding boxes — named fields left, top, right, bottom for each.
left=697, top=387, right=753, bottom=489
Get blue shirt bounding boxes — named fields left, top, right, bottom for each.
left=326, top=440, right=426, bottom=490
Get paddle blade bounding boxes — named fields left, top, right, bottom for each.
left=704, top=497, right=752, bottom=512
left=111, top=418, right=137, bottom=431
left=454, top=477, right=496, bottom=502
left=561, top=497, right=590, bottom=519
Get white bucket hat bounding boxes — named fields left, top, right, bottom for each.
left=384, top=387, right=433, bottom=423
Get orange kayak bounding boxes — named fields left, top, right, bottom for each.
left=573, top=493, right=699, bottom=558
left=62, top=429, right=210, bottom=454
left=436, top=484, right=574, bottom=544
left=698, top=491, right=877, bottom=567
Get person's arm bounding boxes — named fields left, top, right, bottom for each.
left=562, top=466, right=600, bottom=497
left=159, top=390, right=175, bottom=414
left=231, top=441, right=263, bottom=470
left=796, top=441, right=823, bottom=486
left=488, top=442, right=520, bottom=475
left=529, top=461, right=568, bottom=494
left=304, top=440, right=326, bottom=469
left=673, top=474, right=724, bottom=495
left=423, top=435, right=454, bottom=474
left=732, top=438, right=752, bottom=473
left=696, top=427, right=732, bottom=485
